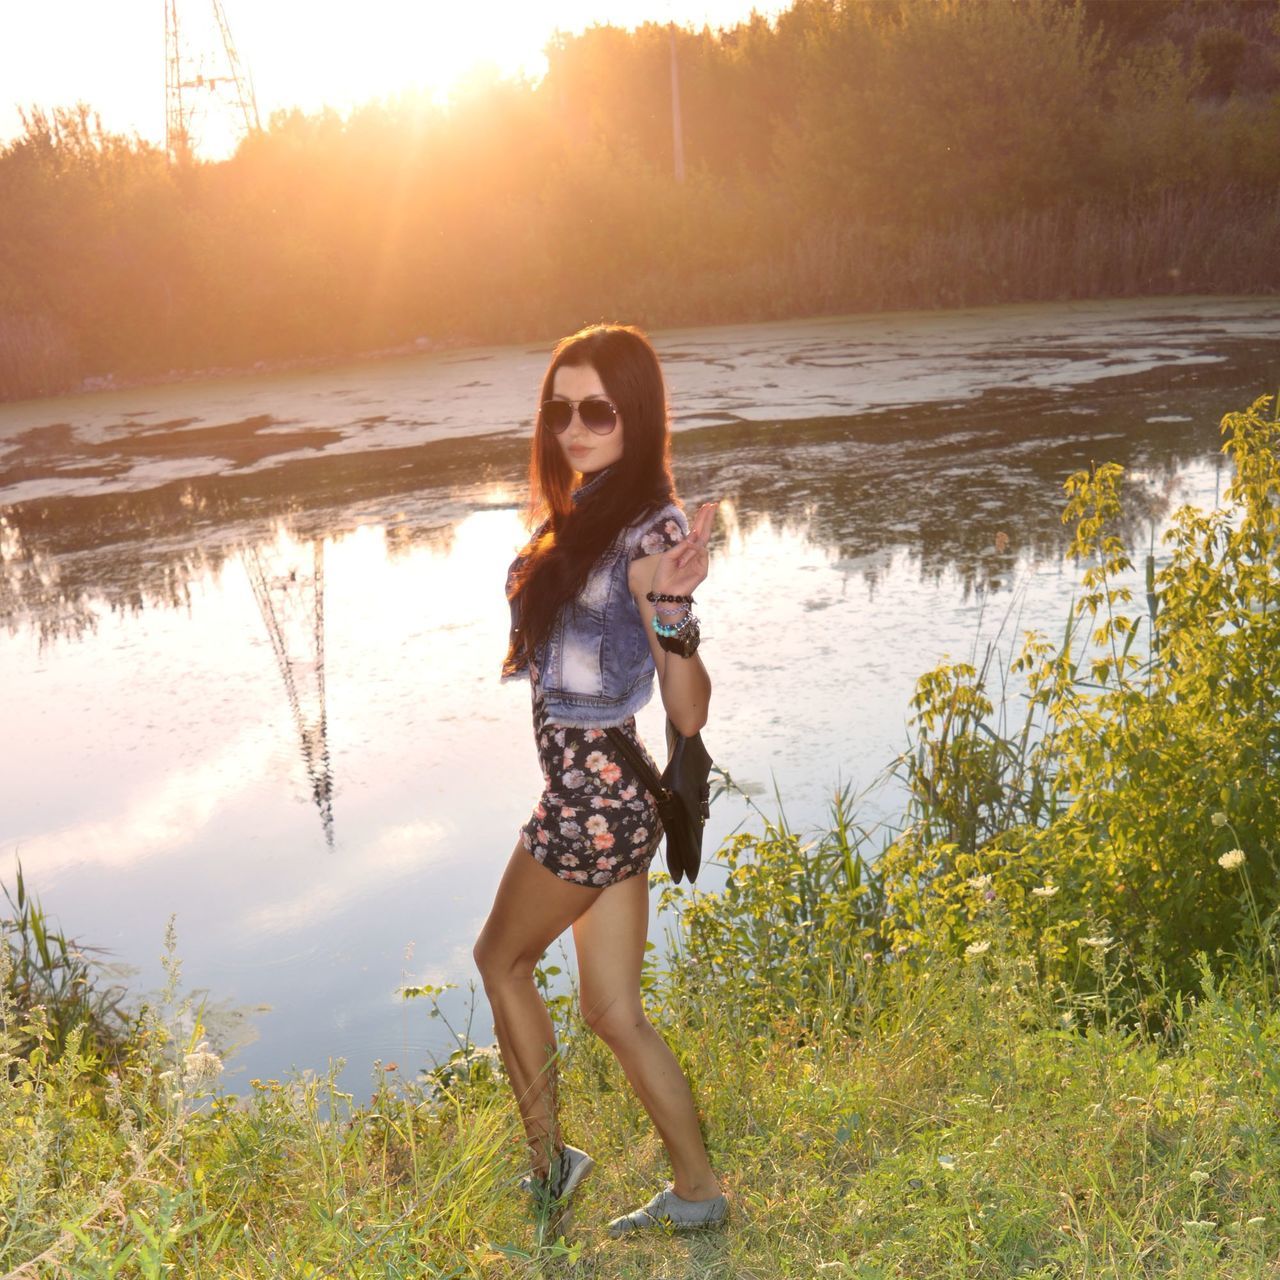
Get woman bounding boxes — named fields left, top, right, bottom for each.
left=473, top=324, right=727, bottom=1238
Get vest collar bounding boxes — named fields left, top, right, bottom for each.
left=570, top=463, right=618, bottom=505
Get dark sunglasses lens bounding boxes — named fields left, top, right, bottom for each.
left=580, top=400, right=617, bottom=433
left=540, top=401, right=574, bottom=433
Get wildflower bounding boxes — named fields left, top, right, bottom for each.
left=1080, top=935, right=1114, bottom=949
left=1182, top=1219, right=1216, bottom=1231
left=1211, top=812, right=1228, bottom=828
left=1031, top=884, right=1060, bottom=898
left=1190, top=1170, right=1210, bottom=1185
left=966, top=874, right=992, bottom=890
left=182, top=1042, right=224, bottom=1088
left=1247, top=1216, right=1266, bottom=1226
left=965, top=940, right=991, bottom=956
left=1218, top=848, right=1245, bottom=871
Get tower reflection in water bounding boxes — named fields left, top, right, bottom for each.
left=243, top=534, right=334, bottom=849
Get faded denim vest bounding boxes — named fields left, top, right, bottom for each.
left=502, top=466, right=688, bottom=729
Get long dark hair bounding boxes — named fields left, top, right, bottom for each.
left=505, top=324, right=677, bottom=671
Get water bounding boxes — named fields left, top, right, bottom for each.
left=1, top=296, right=1276, bottom=1095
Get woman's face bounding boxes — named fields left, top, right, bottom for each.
left=547, top=362, right=625, bottom=476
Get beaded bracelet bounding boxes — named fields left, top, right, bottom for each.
left=646, top=590, right=694, bottom=605
left=652, top=611, right=697, bottom=639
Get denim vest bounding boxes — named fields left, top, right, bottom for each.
left=502, top=467, right=688, bottom=729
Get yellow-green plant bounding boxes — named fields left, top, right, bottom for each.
left=881, top=393, right=1280, bottom=1010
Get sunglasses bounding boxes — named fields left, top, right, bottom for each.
left=539, top=397, right=619, bottom=435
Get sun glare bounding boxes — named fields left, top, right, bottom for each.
left=2, top=2, right=784, bottom=156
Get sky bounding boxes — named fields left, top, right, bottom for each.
left=1, top=1, right=786, bottom=156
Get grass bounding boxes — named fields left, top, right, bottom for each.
left=3, top=847, right=1279, bottom=1278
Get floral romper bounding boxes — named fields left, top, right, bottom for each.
left=519, top=512, right=687, bottom=887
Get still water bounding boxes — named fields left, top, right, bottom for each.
left=1, top=297, right=1276, bottom=1095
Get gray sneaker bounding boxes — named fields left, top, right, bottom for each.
left=519, top=1145, right=595, bottom=1212
left=606, top=1184, right=729, bottom=1237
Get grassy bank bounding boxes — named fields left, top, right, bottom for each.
left=4, top=393, right=1279, bottom=1276
left=3, top=885, right=1278, bottom=1277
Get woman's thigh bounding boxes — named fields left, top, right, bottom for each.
left=571, top=871, right=650, bottom=1030
left=474, top=838, right=602, bottom=977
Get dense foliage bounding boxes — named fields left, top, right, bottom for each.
left=2, top=0, right=1279, bottom=400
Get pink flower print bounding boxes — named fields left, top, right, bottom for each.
left=584, top=728, right=604, bottom=742
left=533, top=802, right=546, bottom=820
left=563, top=769, right=586, bottom=789
left=641, top=530, right=666, bottom=556
left=595, top=855, right=618, bottom=869
left=560, top=805, right=575, bottom=818
left=599, top=761, right=622, bottom=785
left=559, top=820, right=581, bottom=838
left=593, top=832, right=616, bottom=851
left=631, top=826, right=650, bottom=845
left=562, top=747, right=576, bottom=769
left=591, top=870, right=612, bottom=885
left=560, top=852, right=580, bottom=867
left=585, top=814, right=609, bottom=836
left=620, top=784, right=637, bottom=801
left=664, top=519, right=681, bottom=540
left=584, top=750, right=609, bottom=774
left=536, top=827, right=550, bottom=845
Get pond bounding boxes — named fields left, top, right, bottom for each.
left=1, top=295, right=1276, bottom=1096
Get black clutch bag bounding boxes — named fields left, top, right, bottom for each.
left=604, top=721, right=713, bottom=884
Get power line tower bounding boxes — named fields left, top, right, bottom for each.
left=165, top=0, right=261, bottom=160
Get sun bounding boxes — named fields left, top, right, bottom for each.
left=246, top=4, right=559, bottom=117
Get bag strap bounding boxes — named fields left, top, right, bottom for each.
left=603, top=726, right=670, bottom=805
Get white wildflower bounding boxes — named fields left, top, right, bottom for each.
left=1218, top=848, right=1245, bottom=871
left=966, top=874, right=993, bottom=890
left=1031, top=884, right=1060, bottom=898
left=1190, top=1170, right=1210, bottom=1185
left=1247, top=1216, right=1266, bottom=1226
left=182, top=1042, right=224, bottom=1089
left=1210, top=812, right=1229, bottom=828
left=1080, top=935, right=1114, bottom=949
left=965, top=940, right=991, bottom=956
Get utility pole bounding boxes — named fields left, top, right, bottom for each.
left=669, top=22, right=686, bottom=183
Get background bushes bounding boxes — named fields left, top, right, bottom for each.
left=2, top=0, right=1279, bottom=399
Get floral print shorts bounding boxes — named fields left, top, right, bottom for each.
left=520, top=670, right=665, bottom=887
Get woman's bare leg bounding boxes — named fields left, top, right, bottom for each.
left=573, top=871, right=722, bottom=1201
left=473, top=840, right=599, bottom=1177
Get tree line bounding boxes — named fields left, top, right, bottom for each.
left=1, top=0, right=1277, bottom=401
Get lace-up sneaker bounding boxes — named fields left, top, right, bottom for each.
left=605, top=1184, right=729, bottom=1237
left=519, top=1145, right=595, bottom=1213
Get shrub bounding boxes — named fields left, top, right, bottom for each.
left=878, top=393, right=1280, bottom=1013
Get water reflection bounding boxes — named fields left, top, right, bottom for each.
left=244, top=538, right=334, bottom=847
left=0, top=361, right=1252, bottom=647
left=0, top=345, right=1272, bottom=1099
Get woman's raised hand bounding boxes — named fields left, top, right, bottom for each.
left=651, top=501, right=719, bottom=599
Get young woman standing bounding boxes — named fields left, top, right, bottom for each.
left=473, top=324, right=726, bottom=1237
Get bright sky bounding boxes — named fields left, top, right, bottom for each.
left=2, top=1, right=786, bottom=156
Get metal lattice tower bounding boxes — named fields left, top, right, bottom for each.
left=165, top=0, right=261, bottom=160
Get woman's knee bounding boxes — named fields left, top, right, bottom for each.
left=473, top=932, right=536, bottom=988
left=580, top=991, right=648, bottom=1045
